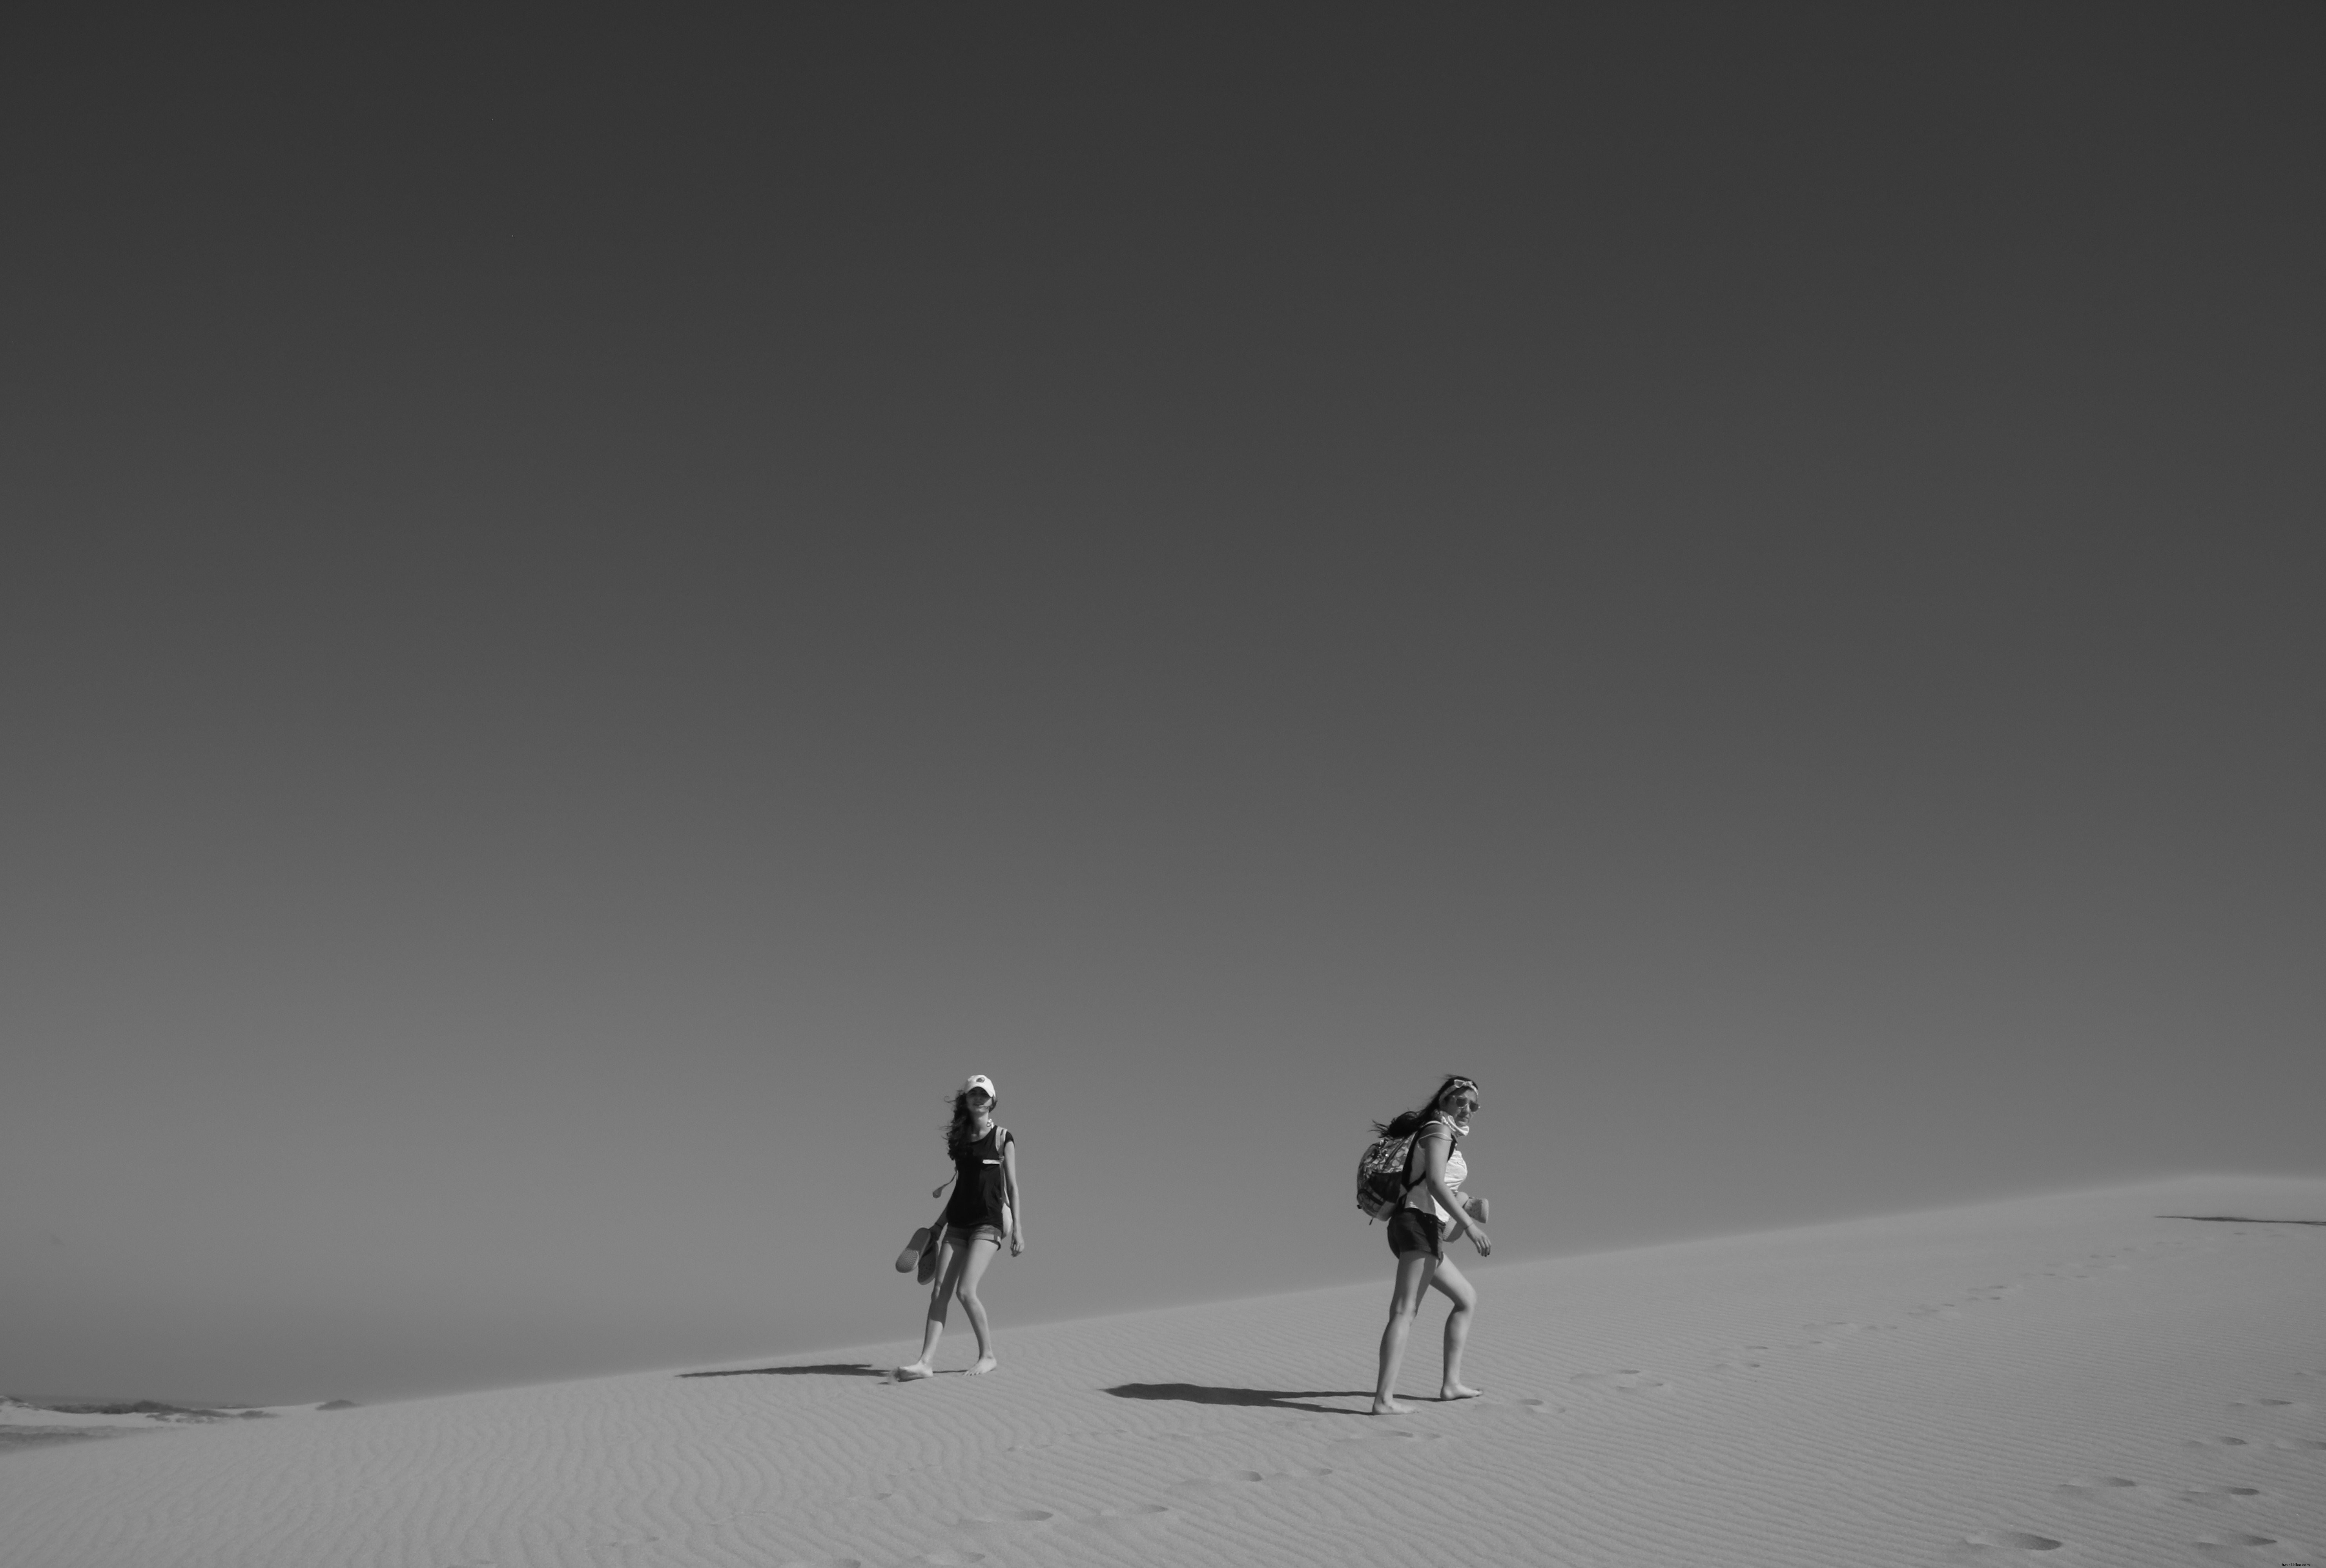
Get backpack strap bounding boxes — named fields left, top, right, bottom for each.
left=1402, top=1119, right=1458, bottom=1199
left=1414, top=1117, right=1458, bottom=1153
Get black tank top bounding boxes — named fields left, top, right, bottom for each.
left=943, top=1125, right=1013, bottom=1229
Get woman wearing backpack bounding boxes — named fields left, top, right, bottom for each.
left=1373, top=1074, right=1490, bottom=1414
left=897, top=1074, right=1023, bottom=1380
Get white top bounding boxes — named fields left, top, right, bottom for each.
left=1404, top=1119, right=1469, bottom=1223
left=1432, top=1143, right=1469, bottom=1225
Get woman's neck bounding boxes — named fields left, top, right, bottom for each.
left=970, top=1114, right=994, bottom=1136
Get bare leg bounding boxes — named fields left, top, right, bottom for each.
left=955, top=1236, right=1003, bottom=1373
left=1373, top=1251, right=1437, bottom=1414
left=896, top=1234, right=964, bottom=1379
left=1430, top=1256, right=1480, bottom=1399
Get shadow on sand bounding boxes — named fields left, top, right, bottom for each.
left=679, top=1363, right=888, bottom=1379
left=1104, top=1382, right=1373, bottom=1416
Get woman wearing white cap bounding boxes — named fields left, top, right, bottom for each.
left=897, top=1074, right=1022, bottom=1379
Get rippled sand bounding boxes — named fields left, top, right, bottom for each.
left=4, top=1175, right=2320, bottom=1567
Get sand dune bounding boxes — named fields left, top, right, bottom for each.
left=3, top=1176, right=2320, bottom=1566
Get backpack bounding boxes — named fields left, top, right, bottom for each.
left=1356, top=1118, right=1458, bottom=1221
left=1355, top=1132, right=1412, bottom=1220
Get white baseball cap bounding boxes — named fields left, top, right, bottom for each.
left=961, top=1074, right=996, bottom=1099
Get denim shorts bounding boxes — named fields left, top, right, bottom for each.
left=946, top=1223, right=1004, bottom=1247
left=1385, top=1209, right=1443, bottom=1262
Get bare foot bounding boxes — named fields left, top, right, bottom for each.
left=1440, top=1383, right=1482, bottom=1400
left=1371, top=1396, right=1409, bottom=1415
left=894, top=1362, right=933, bottom=1381
left=966, top=1355, right=999, bottom=1376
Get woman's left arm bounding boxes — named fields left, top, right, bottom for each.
left=1003, top=1139, right=1025, bottom=1256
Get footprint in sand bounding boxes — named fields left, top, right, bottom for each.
left=2180, top=1486, right=2265, bottom=1506
left=1570, top=1369, right=1671, bottom=1393
left=1514, top=1397, right=1563, bottom=1412
left=1962, top=1528, right=2064, bottom=1551
left=1178, top=1465, right=1336, bottom=1492
left=2055, top=1476, right=2140, bottom=1499
left=2274, top=1439, right=2326, bottom=1452
left=1329, top=1428, right=1446, bottom=1447
left=1067, top=1505, right=1174, bottom=1539
left=1805, top=1320, right=1869, bottom=1336
left=2191, top=1533, right=2302, bottom=1561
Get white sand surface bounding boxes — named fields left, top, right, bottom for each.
left=3, top=1175, right=2320, bottom=1567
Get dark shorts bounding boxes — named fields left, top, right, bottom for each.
left=1385, top=1208, right=1443, bottom=1262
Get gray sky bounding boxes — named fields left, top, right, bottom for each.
left=4, top=5, right=2321, bottom=1406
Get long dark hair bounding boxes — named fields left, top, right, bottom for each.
left=1373, top=1074, right=1477, bottom=1139
left=945, top=1088, right=992, bottom=1154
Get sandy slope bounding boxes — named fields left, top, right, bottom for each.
left=2, top=1176, right=2319, bottom=1568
